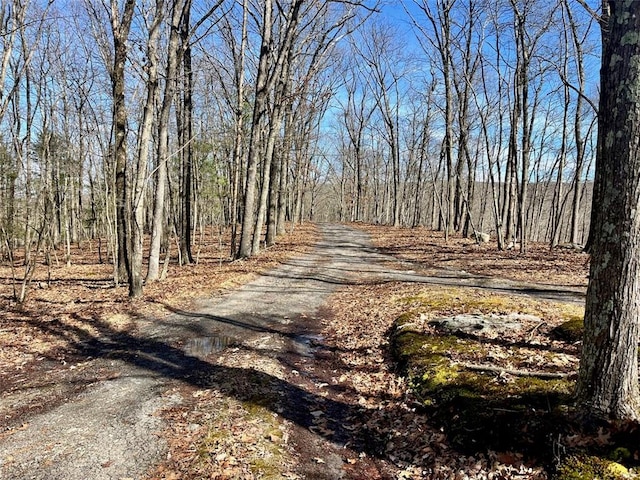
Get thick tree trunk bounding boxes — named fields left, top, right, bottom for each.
left=576, top=1, right=640, bottom=421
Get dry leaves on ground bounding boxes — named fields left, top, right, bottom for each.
left=0, top=224, right=317, bottom=421
left=358, top=224, right=589, bottom=288
left=0, top=222, right=597, bottom=479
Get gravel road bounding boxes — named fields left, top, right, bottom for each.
left=0, top=224, right=585, bottom=479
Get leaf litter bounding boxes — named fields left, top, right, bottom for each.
left=152, top=225, right=596, bottom=479
left=4, top=223, right=634, bottom=479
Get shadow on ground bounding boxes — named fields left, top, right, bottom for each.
left=15, top=310, right=391, bottom=461
left=0, top=223, right=598, bottom=478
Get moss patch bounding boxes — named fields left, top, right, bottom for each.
left=242, top=403, right=287, bottom=479
left=388, top=287, right=640, bottom=477
left=551, top=316, right=584, bottom=343
left=399, top=287, right=582, bottom=318
left=392, top=318, right=574, bottom=454
left=555, top=455, right=630, bottom=480
left=196, top=397, right=289, bottom=479
left=389, top=289, right=581, bottom=468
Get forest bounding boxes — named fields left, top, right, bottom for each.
left=8, top=1, right=640, bottom=477
left=0, top=0, right=599, bottom=299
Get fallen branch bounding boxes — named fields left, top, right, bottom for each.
left=462, top=363, right=571, bottom=379
left=527, top=321, right=546, bottom=342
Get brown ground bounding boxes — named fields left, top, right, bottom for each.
left=0, top=225, right=317, bottom=388
left=357, top=224, right=590, bottom=288
left=0, top=224, right=594, bottom=479
left=147, top=225, right=593, bottom=479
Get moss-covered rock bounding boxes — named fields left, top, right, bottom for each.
left=551, top=316, right=584, bottom=343
left=390, top=314, right=574, bottom=451
left=388, top=288, right=640, bottom=478
left=389, top=314, right=429, bottom=369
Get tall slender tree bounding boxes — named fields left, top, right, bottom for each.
left=129, top=0, right=165, bottom=297
left=147, top=0, right=187, bottom=282
left=108, top=0, right=136, bottom=287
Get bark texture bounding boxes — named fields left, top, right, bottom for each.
left=576, top=0, right=640, bottom=420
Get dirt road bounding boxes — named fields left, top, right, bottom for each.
left=0, top=224, right=585, bottom=479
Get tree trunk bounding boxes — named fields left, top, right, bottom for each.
left=267, top=103, right=294, bottom=246
left=504, top=101, right=519, bottom=246
left=229, top=0, right=248, bottom=257
left=179, top=0, right=194, bottom=264
left=252, top=54, right=293, bottom=255
left=576, top=1, right=640, bottom=421
left=252, top=115, right=280, bottom=255
left=239, top=0, right=302, bottom=257
left=565, top=0, right=587, bottom=246
left=237, top=0, right=272, bottom=259
left=265, top=148, right=280, bottom=247
left=277, top=130, right=290, bottom=236
left=111, top=0, right=136, bottom=287
left=147, top=0, right=185, bottom=281
left=130, top=0, right=163, bottom=297
left=551, top=82, right=569, bottom=247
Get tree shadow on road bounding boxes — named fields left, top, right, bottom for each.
left=13, top=310, right=390, bottom=464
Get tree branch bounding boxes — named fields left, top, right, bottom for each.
left=462, top=363, right=572, bottom=379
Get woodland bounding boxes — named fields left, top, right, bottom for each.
left=5, top=0, right=640, bottom=477
left=0, top=0, right=598, bottom=301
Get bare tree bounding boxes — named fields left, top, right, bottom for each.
left=352, top=21, right=408, bottom=227
left=563, top=0, right=592, bottom=246
left=411, top=0, right=456, bottom=239
left=337, top=63, right=375, bottom=222
left=509, top=0, right=558, bottom=253
left=129, top=0, right=165, bottom=296
left=83, top=0, right=137, bottom=287
left=147, top=0, right=187, bottom=282
left=238, top=0, right=377, bottom=258
left=236, top=0, right=276, bottom=259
